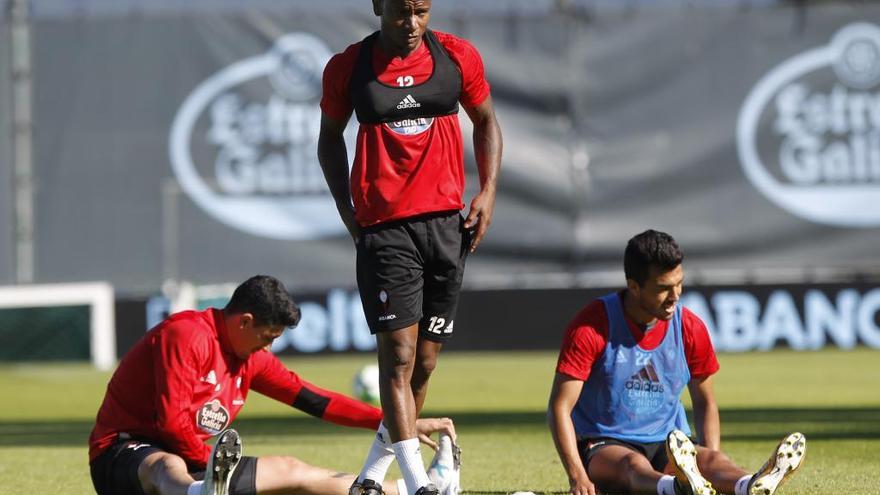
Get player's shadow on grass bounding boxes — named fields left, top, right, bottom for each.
left=1, top=406, right=878, bottom=447
left=440, top=407, right=880, bottom=441
left=715, top=406, right=880, bottom=441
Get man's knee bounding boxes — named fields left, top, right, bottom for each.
left=621, top=452, right=653, bottom=473
left=620, top=452, right=657, bottom=488
left=697, top=447, right=733, bottom=471
left=413, top=338, right=442, bottom=379
left=415, top=352, right=438, bottom=378
left=138, top=452, right=189, bottom=493
left=588, top=448, right=654, bottom=491
left=378, top=332, right=418, bottom=380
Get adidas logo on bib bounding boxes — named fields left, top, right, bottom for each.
left=397, top=94, right=421, bottom=110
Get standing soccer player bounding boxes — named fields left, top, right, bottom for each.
left=548, top=231, right=806, bottom=495
left=318, top=1, right=502, bottom=494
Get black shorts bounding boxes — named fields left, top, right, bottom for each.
left=356, top=211, right=471, bottom=341
left=89, top=434, right=258, bottom=495
left=578, top=436, right=670, bottom=473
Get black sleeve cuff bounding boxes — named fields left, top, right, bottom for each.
left=291, top=385, right=331, bottom=418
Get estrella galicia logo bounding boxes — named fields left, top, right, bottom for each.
left=385, top=117, right=434, bottom=136
left=621, top=361, right=665, bottom=414
left=170, top=33, right=355, bottom=239
left=737, top=23, right=880, bottom=227
left=196, top=399, right=230, bottom=435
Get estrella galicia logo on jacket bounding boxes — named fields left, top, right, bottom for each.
left=737, top=23, right=880, bottom=227
left=196, top=399, right=230, bottom=435
left=621, top=361, right=665, bottom=414
left=170, top=33, right=355, bottom=239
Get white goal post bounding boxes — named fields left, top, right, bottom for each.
left=0, top=282, right=116, bottom=370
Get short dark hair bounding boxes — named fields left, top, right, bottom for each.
left=224, top=275, right=301, bottom=327
left=623, top=230, right=683, bottom=286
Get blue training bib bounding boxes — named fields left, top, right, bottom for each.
left=572, top=292, right=691, bottom=443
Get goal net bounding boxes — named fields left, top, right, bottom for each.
left=0, top=282, right=115, bottom=370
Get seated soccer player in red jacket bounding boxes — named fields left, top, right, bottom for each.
left=89, top=274, right=456, bottom=495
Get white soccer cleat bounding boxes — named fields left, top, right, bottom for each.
left=748, top=432, right=806, bottom=495
left=202, top=429, right=242, bottom=495
left=427, top=433, right=461, bottom=495
left=666, top=430, right=716, bottom=495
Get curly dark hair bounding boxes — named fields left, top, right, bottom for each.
left=623, top=230, right=683, bottom=286
left=224, top=275, right=301, bottom=327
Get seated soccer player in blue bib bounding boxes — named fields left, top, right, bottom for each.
left=548, top=230, right=806, bottom=495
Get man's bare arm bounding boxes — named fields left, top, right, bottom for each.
left=548, top=373, right=598, bottom=495
left=317, top=111, right=359, bottom=240
left=688, top=375, right=721, bottom=450
left=462, top=95, right=502, bottom=253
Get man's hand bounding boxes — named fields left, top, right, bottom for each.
left=569, top=473, right=600, bottom=495
left=415, top=417, right=456, bottom=450
left=463, top=186, right=496, bottom=253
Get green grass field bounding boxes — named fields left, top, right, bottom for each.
left=2, top=348, right=878, bottom=494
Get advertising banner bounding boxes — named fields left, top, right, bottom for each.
left=571, top=8, right=880, bottom=269
left=0, top=3, right=877, bottom=292
left=119, top=282, right=880, bottom=357
left=453, top=283, right=880, bottom=353
left=737, top=22, right=880, bottom=228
